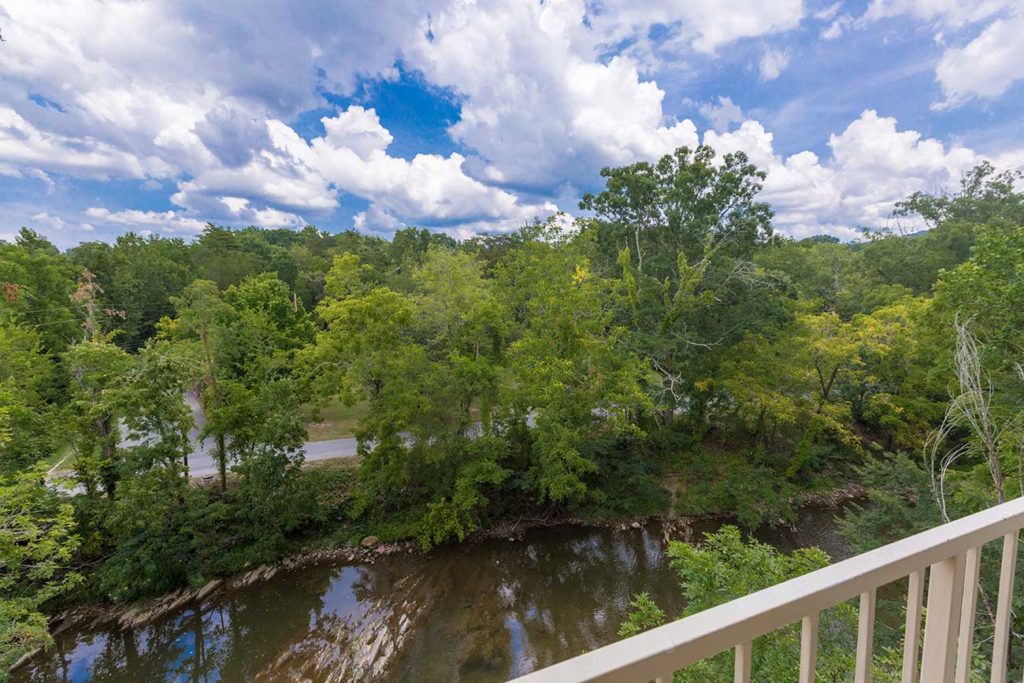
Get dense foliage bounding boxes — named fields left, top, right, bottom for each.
left=2, top=149, right=1023, bottom=674
left=620, top=527, right=856, bottom=681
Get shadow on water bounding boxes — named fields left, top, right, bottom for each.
left=14, top=507, right=849, bottom=683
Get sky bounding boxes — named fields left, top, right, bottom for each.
left=0, top=0, right=1022, bottom=248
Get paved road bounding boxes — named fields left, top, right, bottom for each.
left=181, top=395, right=358, bottom=479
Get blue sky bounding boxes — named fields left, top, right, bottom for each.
left=0, top=0, right=1022, bottom=248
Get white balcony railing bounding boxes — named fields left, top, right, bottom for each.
left=510, top=496, right=1024, bottom=683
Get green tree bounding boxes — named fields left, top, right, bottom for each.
left=620, top=527, right=854, bottom=682
left=582, top=146, right=782, bottom=426
left=0, top=323, right=55, bottom=474
left=0, top=229, right=82, bottom=352
left=64, top=338, right=131, bottom=498
left=0, top=466, right=80, bottom=671
left=168, top=279, right=235, bottom=489
left=499, top=223, right=651, bottom=503
left=307, top=251, right=510, bottom=546
left=69, top=233, right=196, bottom=349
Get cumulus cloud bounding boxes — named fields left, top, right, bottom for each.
left=934, top=12, right=1024, bottom=105
left=194, top=106, right=274, bottom=168
left=0, top=107, right=164, bottom=180
left=854, top=0, right=1022, bottom=107
left=174, top=106, right=555, bottom=233
left=703, top=110, right=1021, bottom=239
left=410, top=0, right=700, bottom=189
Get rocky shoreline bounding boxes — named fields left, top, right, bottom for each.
left=45, top=541, right=418, bottom=636
left=9, top=541, right=418, bottom=675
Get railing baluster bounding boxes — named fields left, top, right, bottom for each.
left=800, top=612, right=819, bottom=683
left=955, top=546, right=982, bottom=683
left=856, top=589, right=877, bottom=683
left=990, top=531, right=1019, bottom=683
left=921, top=554, right=967, bottom=683
left=902, top=569, right=925, bottom=683
left=734, top=640, right=751, bottom=683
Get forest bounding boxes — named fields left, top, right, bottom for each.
left=2, top=146, right=1024, bottom=675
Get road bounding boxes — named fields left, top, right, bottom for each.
left=131, top=395, right=502, bottom=480
left=181, top=395, right=358, bottom=479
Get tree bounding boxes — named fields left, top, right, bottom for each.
left=218, top=378, right=309, bottom=561
left=620, top=527, right=854, bottom=682
left=0, top=323, right=55, bottom=474
left=168, top=279, right=235, bottom=489
left=582, top=146, right=782, bottom=424
left=69, top=233, right=196, bottom=350
left=306, top=252, right=508, bottom=546
left=0, top=466, right=80, bottom=671
left=0, top=229, right=82, bottom=352
left=581, top=145, right=773, bottom=277
left=64, top=338, right=131, bottom=498
left=499, top=222, right=651, bottom=503
left=114, top=341, right=196, bottom=475
left=895, top=162, right=1024, bottom=229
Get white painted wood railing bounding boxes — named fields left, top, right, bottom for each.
left=510, top=496, right=1024, bottom=683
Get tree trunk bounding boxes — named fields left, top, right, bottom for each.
left=97, top=416, right=118, bottom=499
left=217, top=433, right=228, bottom=491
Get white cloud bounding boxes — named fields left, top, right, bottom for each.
left=821, top=14, right=855, bottom=39
left=0, top=1, right=437, bottom=194
left=310, top=107, right=557, bottom=230
left=699, top=97, right=745, bottom=131
left=854, top=0, right=1022, bottom=107
left=862, top=0, right=1012, bottom=27
left=702, top=110, right=1022, bottom=238
left=0, top=107, right=159, bottom=180
left=934, top=12, right=1024, bottom=105
left=217, top=197, right=306, bottom=229
left=587, top=0, right=805, bottom=54
left=0, top=0, right=1020, bottom=245
left=759, top=49, right=791, bottom=81
left=30, top=212, right=88, bottom=232
left=83, top=207, right=207, bottom=234
left=173, top=106, right=555, bottom=232
left=814, top=2, right=844, bottom=21
left=409, top=0, right=701, bottom=189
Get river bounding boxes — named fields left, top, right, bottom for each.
left=13, top=507, right=849, bottom=682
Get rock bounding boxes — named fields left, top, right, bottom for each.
left=196, top=579, right=222, bottom=602
left=361, top=535, right=380, bottom=549
left=630, top=521, right=641, bottom=529
left=8, top=647, right=41, bottom=672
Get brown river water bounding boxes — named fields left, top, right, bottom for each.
left=13, top=507, right=849, bottom=682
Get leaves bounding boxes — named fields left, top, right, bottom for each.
left=0, top=466, right=81, bottom=669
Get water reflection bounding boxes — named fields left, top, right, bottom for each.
left=15, top=509, right=848, bottom=683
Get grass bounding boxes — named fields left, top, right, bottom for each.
left=304, top=398, right=369, bottom=441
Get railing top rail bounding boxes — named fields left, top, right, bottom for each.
left=510, top=496, right=1024, bottom=683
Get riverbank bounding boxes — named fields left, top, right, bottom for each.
left=12, top=504, right=856, bottom=683
left=13, top=480, right=865, bottom=677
